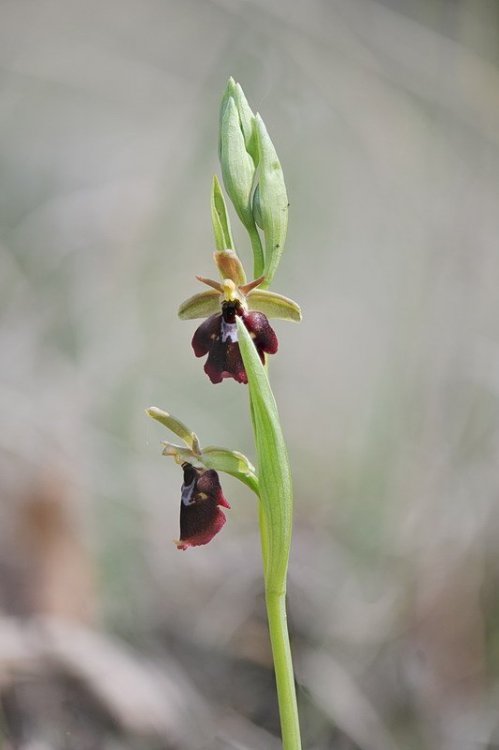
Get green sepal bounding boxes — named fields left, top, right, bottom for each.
left=236, top=317, right=293, bottom=594
left=247, top=289, right=302, bottom=322
left=211, top=175, right=235, bottom=251
left=220, top=96, right=256, bottom=229
left=178, top=290, right=220, bottom=320
left=202, top=446, right=255, bottom=475
left=254, top=114, right=288, bottom=288
left=213, top=250, right=247, bottom=286
left=201, top=446, right=258, bottom=493
left=147, top=407, right=198, bottom=450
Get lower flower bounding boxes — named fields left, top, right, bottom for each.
left=192, top=300, right=278, bottom=384
left=175, top=463, right=231, bottom=550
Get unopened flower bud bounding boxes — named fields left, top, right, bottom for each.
left=219, top=84, right=257, bottom=230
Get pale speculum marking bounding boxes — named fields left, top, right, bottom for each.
left=221, top=320, right=238, bottom=343
left=181, top=479, right=196, bottom=506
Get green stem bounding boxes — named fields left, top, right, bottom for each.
left=265, top=589, right=302, bottom=750
left=247, top=220, right=265, bottom=279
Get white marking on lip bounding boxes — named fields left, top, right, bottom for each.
left=181, top=479, right=196, bottom=506
left=221, top=320, right=238, bottom=343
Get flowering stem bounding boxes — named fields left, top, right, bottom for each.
left=265, top=589, right=301, bottom=750
left=255, top=400, right=301, bottom=750
left=252, top=395, right=302, bottom=750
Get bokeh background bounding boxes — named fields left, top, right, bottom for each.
left=2, top=0, right=499, bottom=748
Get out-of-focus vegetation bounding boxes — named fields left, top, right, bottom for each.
left=1, top=1, right=499, bottom=748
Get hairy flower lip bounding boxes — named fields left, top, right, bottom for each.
left=192, top=305, right=278, bottom=385
left=176, top=463, right=230, bottom=550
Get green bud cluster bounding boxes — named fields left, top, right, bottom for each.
left=217, top=78, right=288, bottom=288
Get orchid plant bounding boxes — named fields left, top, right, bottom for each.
left=147, top=78, right=302, bottom=749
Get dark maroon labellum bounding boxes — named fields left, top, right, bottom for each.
left=191, top=301, right=278, bottom=384
left=176, top=463, right=230, bottom=550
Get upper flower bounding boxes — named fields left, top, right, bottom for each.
left=192, top=285, right=278, bottom=384
left=178, top=250, right=301, bottom=385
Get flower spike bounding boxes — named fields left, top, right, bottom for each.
left=147, top=79, right=303, bottom=746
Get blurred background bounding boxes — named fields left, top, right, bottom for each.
left=1, top=0, right=499, bottom=748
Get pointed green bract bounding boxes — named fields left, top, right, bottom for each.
left=247, top=289, right=302, bottom=322
left=236, top=317, right=293, bottom=594
left=147, top=407, right=197, bottom=449
left=211, top=175, right=234, bottom=251
left=178, top=289, right=220, bottom=320
left=254, top=115, right=288, bottom=288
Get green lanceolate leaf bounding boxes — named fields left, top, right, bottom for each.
left=201, top=446, right=258, bottom=494
left=178, top=290, right=220, bottom=320
left=236, top=317, right=293, bottom=594
left=147, top=407, right=198, bottom=449
left=211, top=175, right=235, bottom=251
left=254, top=114, right=288, bottom=288
left=247, top=289, right=302, bottom=322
